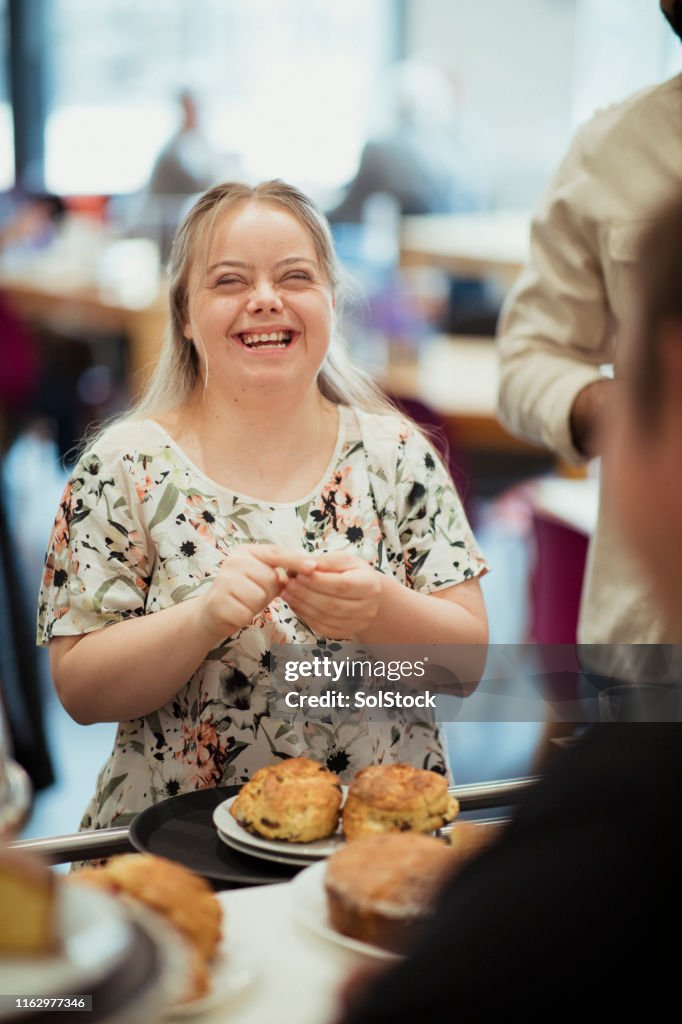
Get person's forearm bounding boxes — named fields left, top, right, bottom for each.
left=569, top=378, right=616, bottom=458
left=355, top=576, right=488, bottom=646
left=52, top=596, right=224, bottom=725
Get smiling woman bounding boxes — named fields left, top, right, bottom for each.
left=36, top=180, right=489, bottom=834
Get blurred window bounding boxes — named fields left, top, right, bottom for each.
left=572, top=0, right=682, bottom=128
left=43, top=0, right=398, bottom=195
left=0, top=0, right=14, bottom=190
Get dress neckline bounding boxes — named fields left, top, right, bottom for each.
left=143, top=405, right=351, bottom=509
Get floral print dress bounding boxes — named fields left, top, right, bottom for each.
left=37, top=405, right=488, bottom=829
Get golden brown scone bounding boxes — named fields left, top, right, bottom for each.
left=325, top=832, right=457, bottom=953
left=75, top=853, right=222, bottom=1001
left=342, top=764, right=459, bottom=840
left=230, top=757, right=342, bottom=842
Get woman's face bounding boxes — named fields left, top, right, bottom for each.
left=183, top=200, right=334, bottom=401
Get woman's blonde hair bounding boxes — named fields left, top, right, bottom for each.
left=131, top=179, right=396, bottom=419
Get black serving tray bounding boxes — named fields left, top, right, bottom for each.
left=128, top=785, right=301, bottom=889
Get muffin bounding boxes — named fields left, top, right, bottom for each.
left=325, top=832, right=457, bottom=953
left=230, top=757, right=342, bottom=842
left=76, top=853, right=222, bottom=1002
left=342, top=763, right=459, bottom=840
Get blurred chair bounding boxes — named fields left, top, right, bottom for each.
left=528, top=509, right=590, bottom=769
left=529, top=511, right=588, bottom=644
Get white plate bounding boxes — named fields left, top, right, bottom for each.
left=166, top=940, right=257, bottom=1017
left=290, top=861, right=400, bottom=961
left=216, top=827, right=313, bottom=867
left=213, top=795, right=345, bottom=860
left=0, top=881, right=133, bottom=1012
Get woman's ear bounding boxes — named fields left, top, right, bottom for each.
left=183, top=323, right=193, bottom=341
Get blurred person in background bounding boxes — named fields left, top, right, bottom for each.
left=328, top=59, right=497, bottom=336
left=0, top=196, right=65, bottom=792
left=148, top=89, right=222, bottom=198
left=136, top=89, right=244, bottom=261
left=337, top=195, right=682, bottom=1021
left=496, top=1, right=682, bottom=669
left=0, top=193, right=67, bottom=449
left=328, top=59, right=489, bottom=223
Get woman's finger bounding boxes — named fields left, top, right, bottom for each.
left=285, top=570, right=368, bottom=600
left=251, top=545, right=317, bottom=576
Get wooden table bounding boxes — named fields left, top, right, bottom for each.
left=0, top=276, right=168, bottom=400
left=400, top=209, right=531, bottom=285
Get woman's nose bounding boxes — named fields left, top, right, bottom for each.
left=247, top=280, right=283, bottom=314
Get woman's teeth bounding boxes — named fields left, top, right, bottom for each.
left=239, top=331, right=293, bottom=349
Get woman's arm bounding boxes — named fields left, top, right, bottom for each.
left=50, top=597, right=222, bottom=725
left=50, top=544, right=316, bottom=725
left=283, top=555, right=488, bottom=646
left=359, top=574, right=488, bottom=646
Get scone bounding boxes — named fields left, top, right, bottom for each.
left=230, top=757, right=342, bottom=842
left=342, top=763, right=459, bottom=840
left=325, top=832, right=457, bottom=953
left=75, top=853, right=222, bottom=1002
left=0, top=849, right=58, bottom=956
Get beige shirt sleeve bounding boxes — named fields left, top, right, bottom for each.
left=496, top=124, right=611, bottom=465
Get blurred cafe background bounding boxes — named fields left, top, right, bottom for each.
left=1, top=0, right=679, bottom=843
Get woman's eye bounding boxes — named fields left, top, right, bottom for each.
left=283, top=271, right=311, bottom=282
left=216, top=276, right=244, bottom=287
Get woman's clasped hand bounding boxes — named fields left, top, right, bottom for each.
left=200, top=544, right=316, bottom=639
left=282, top=552, right=384, bottom=640
left=202, top=545, right=385, bottom=642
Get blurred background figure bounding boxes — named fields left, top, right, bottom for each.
left=0, top=192, right=66, bottom=451
left=132, top=89, right=244, bottom=262
left=147, top=89, right=222, bottom=197
left=328, top=58, right=490, bottom=222
left=496, top=0, right=682, bottom=673
left=328, top=58, right=497, bottom=340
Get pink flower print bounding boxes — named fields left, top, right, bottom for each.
left=135, top=474, right=154, bottom=504
left=125, top=530, right=151, bottom=589
left=52, top=482, right=72, bottom=553
left=311, top=466, right=355, bottom=537
left=194, top=721, right=222, bottom=786
left=175, top=720, right=231, bottom=788
left=42, top=548, right=85, bottom=621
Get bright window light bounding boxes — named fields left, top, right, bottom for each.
left=43, top=0, right=395, bottom=195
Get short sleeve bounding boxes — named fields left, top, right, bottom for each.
left=395, top=423, right=488, bottom=592
left=36, top=445, right=153, bottom=644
